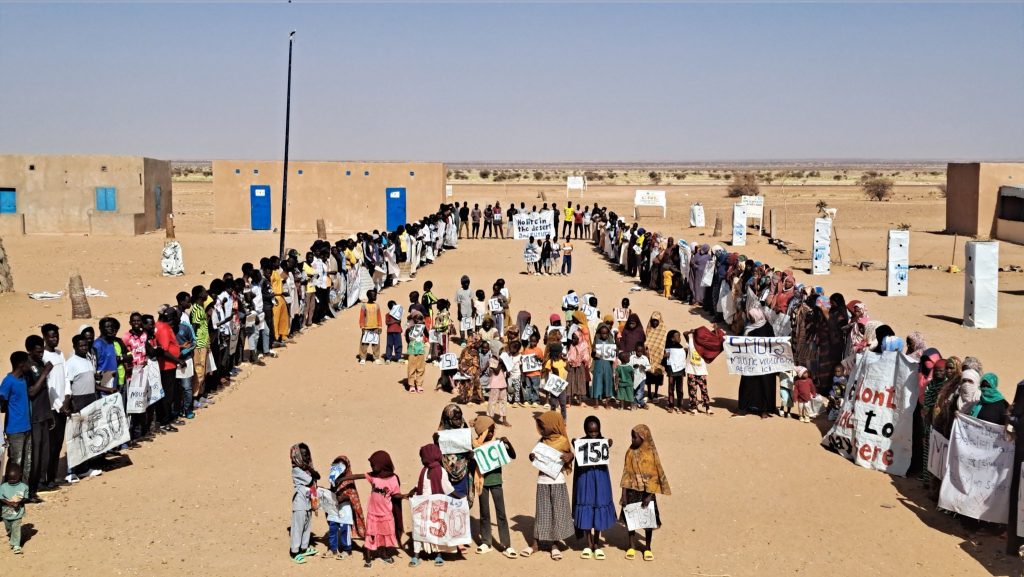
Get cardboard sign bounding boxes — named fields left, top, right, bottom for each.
left=595, top=343, right=617, bottom=361
left=408, top=324, right=425, bottom=340
left=521, top=354, right=542, bottom=373
left=473, top=440, right=512, bottom=474
left=429, top=329, right=442, bottom=344
left=439, top=353, right=459, bottom=371
left=361, top=330, right=380, bottom=345
left=938, top=413, right=1013, bottom=523
left=390, top=304, right=404, bottom=320
left=437, top=428, right=473, bottom=455
left=927, top=429, right=950, bottom=479
left=623, top=501, right=658, bottom=530
left=542, top=374, right=569, bottom=396
left=513, top=211, right=556, bottom=240
left=460, top=317, right=473, bottom=331
left=531, top=442, right=565, bottom=479
left=488, top=298, right=503, bottom=313
left=665, top=348, right=687, bottom=374
left=573, top=438, right=610, bottom=467
left=581, top=304, right=598, bottom=320
left=125, top=370, right=148, bottom=414
left=499, top=352, right=516, bottom=371
left=520, top=327, right=534, bottom=342
left=723, top=336, right=794, bottom=376
left=410, top=495, right=472, bottom=547
left=65, top=394, right=131, bottom=468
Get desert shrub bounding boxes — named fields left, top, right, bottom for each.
left=533, top=171, right=544, bottom=180
left=648, top=171, right=661, bottom=183
left=727, top=172, right=760, bottom=198
left=832, top=174, right=842, bottom=181
left=862, top=176, right=894, bottom=201
left=478, top=169, right=491, bottom=179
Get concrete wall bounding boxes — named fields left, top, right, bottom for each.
left=0, top=155, right=171, bottom=235
left=213, top=160, right=446, bottom=234
left=946, top=162, right=1024, bottom=237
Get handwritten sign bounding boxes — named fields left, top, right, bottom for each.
left=488, top=298, right=503, bottom=313
left=410, top=495, right=472, bottom=547
left=623, top=501, right=658, bottom=530
left=439, top=353, right=459, bottom=371
left=542, top=374, right=569, bottom=396
left=437, top=428, right=473, bottom=455
left=665, top=349, right=687, bottom=374
left=408, top=324, right=425, bottom=340
left=723, top=336, right=793, bottom=376
left=581, top=304, right=598, bottom=320
left=361, top=330, right=380, bottom=345
left=595, top=343, right=617, bottom=361
left=428, top=329, right=442, bottom=344
left=460, top=317, right=473, bottom=331
left=927, top=429, right=950, bottom=479
left=473, top=440, right=511, bottom=474
left=520, top=327, right=534, bottom=342
left=531, top=442, right=565, bottom=479
left=65, top=394, right=131, bottom=468
left=938, top=413, right=1013, bottom=523
left=573, top=438, right=610, bottom=467
left=521, top=354, right=542, bottom=373
left=513, top=211, right=556, bottom=240
left=390, top=305, right=404, bottom=320
left=125, top=371, right=148, bottom=414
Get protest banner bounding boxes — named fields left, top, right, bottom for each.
left=390, top=304, right=404, bottom=320
left=595, top=343, right=617, bottom=361
left=437, top=428, right=473, bottom=455
left=938, top=413, right=1013, bottom=523
left=126, top=371, right=148, bottom=414
left=723, top=336, right=794, bottom=376
left=473, top=440, right=511, bottom=474
left=439, top=353, right=458, bottom=371
left=820, top=351, right=918, bottom=475
left=65, top=394, right=131, bottom=468
left=521, top=354, right=542, bottom=373
left=542, top=374, right=569, bottom=396
left=460, top=317, right=473, bottom=331
left=513, top=211, right=555, bottom=240
left=361, top=330, right=380, bottom=345
left=573, top=438, right=610, bottom=467
left=531, top=442, right=565, bottom=478
left=410, top=494, right=472, bottom=547
left=623, top=502, right=658, bottom=531
left=488, top=298, right=503, bottom=313
left=927, top=429, right=949, bottom=479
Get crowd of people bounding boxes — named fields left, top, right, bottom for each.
left=289, top=410, right=670, bottom=566
left=456, top=201, right=597, bottom=242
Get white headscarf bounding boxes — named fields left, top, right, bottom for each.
left=957, top=369, right=982, bottom=413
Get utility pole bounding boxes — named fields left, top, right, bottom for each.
left=279, top=30, right=295, bottom=258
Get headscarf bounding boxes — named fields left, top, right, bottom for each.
left=618, top=313, right=646, bottom=355
left=847, top=300, right=869, bottom=325
left=871, top=325, right=895, bottom=353
left=644, top=312, right=668, bottom=375
left=516, top=311, right=532, bottom=335
left=918, top=348, right=942, bottom=398
left=416, top=444, right=445, bottom=495
left=473, top=415, right=496, bottom=441
left=957, top=369, right=982, bottom=413
left=744, top=306, right=767, bottom=335
left=971, top=372, right=1006, bottom=417
left=620, top=425, right=671, bottom=495
left=331, top=455, right=366, bottom=538
left=438, top=403, right=466, bottom=431
left=693, top=326, right=726, bottom=362
left=536, top=411, right=572, bottom=471
left=863, top=320, right=883, bottom=351
left=571, top=310, right=592, bottom=346
left=963, top=356, right=984, bottom=374
left=905, top=331, right=927, bottom=360
left=369, top=450, right=395, bottom=478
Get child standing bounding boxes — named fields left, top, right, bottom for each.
left=320, top=458, right=356, bottom=559
left=1, top=464, right=28, bottom=554
left=486, top=358, right=509, bottom=425
left=472, top=417, right=518, bottom=558
left=505, top=340, right=524, bottom=409
left=620, top=425, right=671, bottom=562
left=613, top=298, right=631, bottom=333
left=473, top=290, right=488, bottom=330
left=544, top=343, right=569, bottom=420
left=430, top=299, right=453, bottom=362
left=346, top=451, right=402, bottom=568
left=663, top=331, right=686, bottom=413
left=590, top=324, right=616, bottom=407
left=778, top=369, right=795, bottom=419
left=629, top=344, right=651, bottom=409
left=358, top=290, right=382, bottom=365
left=288, top=443, right=320, bottom=564
left=572, top=417, right=616, bottom=560
left=828, top=365, right=848, bottom=421
left=406, top=444, right=455, bottom=567
left=662, top=269, right=673, bottom=299
left=384, top=300, right=403, bottom=364
left=615, top=352, right=635, bottom=410
left=524, top=412, right=575, bottom=561
left=521, top=333, right=545, bottom=408
left=682, top=329, right=711, bottom=415
left=406, top=311, right=428, bottom=393
left=794, top=367, right=817, bottom=423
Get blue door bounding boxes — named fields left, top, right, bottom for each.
left=155, top=185, right=163, bottom=228
left=250, top=185, right=271, bottom=230
left=385, top=187, right=406, bottom=231
left=95, top=187, right=117, bottom=211
left=0, top=189, right=15, bottom=213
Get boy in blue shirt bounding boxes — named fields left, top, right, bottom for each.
left=0, top=352, right=33, bottom=474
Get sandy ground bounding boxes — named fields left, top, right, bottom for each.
left=2, top=182, right=1022, bottom=576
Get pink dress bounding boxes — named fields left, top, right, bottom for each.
left=364, top=473, right=400, bottom=550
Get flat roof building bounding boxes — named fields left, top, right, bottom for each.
left=946, top=162, right=1024, bottom=244
left=0, top=155, right=172, bottom=235
left=213, top=160, right=446, bottom=234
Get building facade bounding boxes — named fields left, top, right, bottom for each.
left=213, top=160, right=446, bottom=234
left=0, top=155, right=172, bottom=235
left=946, top=162, right=1024, bottom=244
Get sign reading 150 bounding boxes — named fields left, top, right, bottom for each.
left=574, top=438, right=610, bottom=466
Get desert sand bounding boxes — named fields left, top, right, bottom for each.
left=1, top=181, right=1021, bottom=576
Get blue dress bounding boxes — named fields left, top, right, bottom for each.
left=591, top=359, right=613, bottom=399
left=572, top=465, right=617, bottom=531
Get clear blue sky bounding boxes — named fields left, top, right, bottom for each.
left=1, top=2, right=1022, bottom=162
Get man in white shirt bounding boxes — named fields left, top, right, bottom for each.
left=41, top=324, right=66, bottom=490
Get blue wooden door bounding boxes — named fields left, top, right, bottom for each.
left=95, top=187, right=117, bottom=211
left=385, top=187, right=406, bottom=231
left=250, top=185, right=271, bottom=230
left=155, top=185, right=163, bottom=228
left=0, top=189, right=15, bottom=213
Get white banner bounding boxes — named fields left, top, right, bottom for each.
left=567, top=176, right=586, bottom=192
left=732, top=204, right=747, bottom=246
left=126, top=370, right=148, bottom=414
left=927, top=429, right=950, bottom=479
left=813, top=218, right=832, bottom=275
left=741, top=195, right=764, bottom=223
left=410, top=494, right=472, bottom=547
left=473, top=440, right=511, bottom=474
left=542, top=374, right=569, bottom=396
left=689, top=204, right=705, bottom=228
left=65, top=394, right=131, bottom=468
left=573, top=438, right=610, bottom=467
left=513, top=211, right=555, bottom=240
left=633, top=190, right=666, bottom=218
left=886, top=230, right=909, bottom=297
left=820, top=351, right=919, bottom=476
left=723, top=336, right=793, bottom=376
left=531, top=442, right=565, bottom=478
left=938, top=413, right=1013, bottom=523
left=437, top=428, right=473, bottom=455
left=623, top=502, right=658, bottom=531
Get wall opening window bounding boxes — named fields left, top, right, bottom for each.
left=999, top=187, right=1024, bottom=222
left=95, top=187, right=117, bottom=212
left=0, top=189, right=16, bottom=213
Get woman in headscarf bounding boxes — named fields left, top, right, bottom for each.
left=972, top=373, right=1007, bottom=425
left=688, top=244, right=711, bottom=306
left=827, top=293, right=849, bottom=369
left=523, top=411, right=574, bottom=560
left=516, top=310, right=532, bottom=344
left=869, top=324, right=896, bottom=354
left=920, top=358, right=947, bottom=486
left=914, top=348, right=942, bottom=480
left=437, top=404, right=475, bottom=507
left=644, top=312, right=668, bottom=404
left=931, top=356, right=963, bottom=438
left=571, top=310, right=592, bottom=348
left=566, top=329, right=592, bottom=406
left=791, top=293, right=815, bottom=368
left=843, top=300, right=870, bottom=357
left=905, top=331, right=927, bottom=361
left=736, top=307, right=777, bottom=418
left=619, top=424, right=670, bottom=561
left=617, top=313, right=646, bottom=358
left=289, top=443, right=320, bottom=562
left=956, top=369, right=983, bottom=417
left=810, top=295, right=835, bottom=390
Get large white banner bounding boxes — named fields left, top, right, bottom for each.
left=812, top=218, right=832, bottom=275
left=820, top=351, right=918, bottom=476
left=513, top=211, right=555, bottom=240
left=65, top=394, right=131, bottom=468
left=689, top=204, right=705, bottom=228
left=633, top=190, right=666, bottom=218
left=938, top=413, right=1013, bottom=523
left=723, top=336, right=793, bottom=375
left=732, top=204, right=747, bottom=246
left=409, top=494, right=472, bottom=547
left=567, top=176, right=586, bottom=194
left=886, top=229, right=909, bottom=297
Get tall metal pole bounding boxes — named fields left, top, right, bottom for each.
left=279, top=31, right=295, bottom=258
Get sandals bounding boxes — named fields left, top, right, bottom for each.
left=503, top=547, right=519, bottom=559
left=644, top=550, right=655, bottom=561
left=550, top=548, right=563, bottom=561
left=519, top=547, right=534, bottom=558
left=594, top=549, right=606, bottom=560
left=625, top=548, right=637, bottom=560
left=291, top=554, right=307, bottom=564
left=580, top=548, right=593, bottom=559
left=303, top=547, right=318, bottom=557
left=477, top=544, right=493, bottom=555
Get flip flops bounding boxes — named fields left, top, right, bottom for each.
left=503, top=547, right=519, bottom=559
left=625, top=548, right=637, bottom=560
left=594, top=549, right=606, bottom=560
left=519, top=547, right=534, bottom=558
left=580, top=548, right=593, bottom=559
left=476, top=544, right=493, bottom=555
left=303, top=547, right=318, bottom=557
left=291, top=554, right=307, bottom=564
left=550, top=548, right=563, bottom=561
left=644, top=550, right=655, bottom=561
